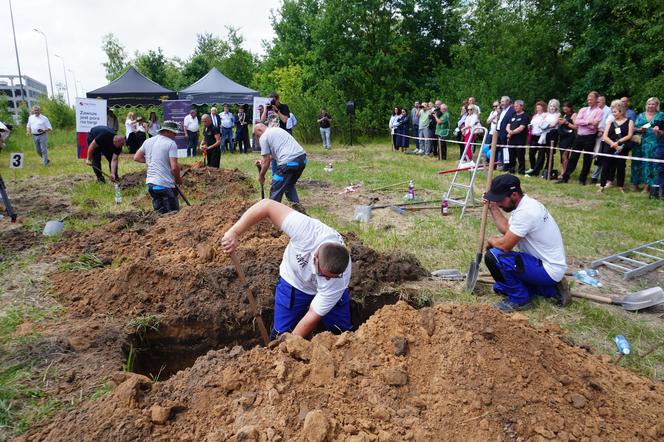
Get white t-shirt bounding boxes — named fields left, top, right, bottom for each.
left=259, top=127, right=305, bottom=166
left=530, top=113, right=544, bottom=136
left=138, top=134, right=178, bottom=188
left=125, top=119, right=137, bottom=136
left=508, top=195, right=567, bottom=281
left=26, top=114, right=52, bottom=134
left=183, top=114, right=199, bottom=132
left=279, top=211, right=351, bottom=317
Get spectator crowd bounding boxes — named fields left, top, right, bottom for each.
left=389, top=93, right=664, bottom=194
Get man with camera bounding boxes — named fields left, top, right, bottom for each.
left=261, top=92, right=291, bottom=133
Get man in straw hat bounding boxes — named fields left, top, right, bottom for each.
left=133, top=120, right=183, bottom=214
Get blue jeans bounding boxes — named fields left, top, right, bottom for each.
left=272, top=277, right=352, bottom=338
left=412, top=124, right=420, bottom=150
left=147, top=184, right=179, bottom=214
left=270, top=154, right=307, bottom=203
left=485, top=248, right=558, bottom=305
left=186, top=131, right=198, bottom=157
left=221, top=127, right=234, bottom=152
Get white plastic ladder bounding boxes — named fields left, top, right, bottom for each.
left=445, top=126, right=488, bottom=219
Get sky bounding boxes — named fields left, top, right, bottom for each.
left=1, top=0, right=280, bottom=103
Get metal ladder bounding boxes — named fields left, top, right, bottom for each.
left=445, top=126, right=488, bottom=219
left=590, top=239, right=664, bottom=280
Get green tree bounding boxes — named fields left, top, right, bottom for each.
left=134, top=48, right=177, bottom=88
left=37, top=95, right=74, bottom=129
left=0, top=94, right=12, bottom=123
left=101, top=33, right=128, bottom=81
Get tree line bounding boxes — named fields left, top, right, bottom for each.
left=15, top=0, right=661, bottom=140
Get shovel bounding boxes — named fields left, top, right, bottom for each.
left=256, top=163, right=265, bottom=199
left=230, top=252, right=270, bottom=345
left=573, top=287, right=664, bottom=311
left=43, top=214, right=70, bottom=236
left=466, top=129, right=499, bottom=293
left=175, top=185, right=191, bottom=206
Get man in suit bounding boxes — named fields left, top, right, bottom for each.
left=210, top=107, right=221, bottom=128
left=496, top=96, right=516, bottom=170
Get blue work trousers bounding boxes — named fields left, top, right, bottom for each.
left=486, top=248, right=558, bottom=305
left=272, top=277, right=352, bottom=339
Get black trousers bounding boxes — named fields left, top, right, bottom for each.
left=207, top=147, right=221, bottom=168
left=600, top=147, right=628, bottom=187
left=92, top=149, right=113, bottom=183
left=270, top=154, right=307, bottom=203
left=236, top=126, right=250, bottom=153
left=508, top=140, right=527, bottom=174
left=562, top=134, right=596, bottom=183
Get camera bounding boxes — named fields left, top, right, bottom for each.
left=267, top=99, right=277, bottom=108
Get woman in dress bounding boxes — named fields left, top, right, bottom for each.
left=147, top=112, right=160, bottom=137
left=633, top=97, right=664, bottom=192
left=599, top=100, right=633, bottom=193
left=396, top=108, right=410, bottom=152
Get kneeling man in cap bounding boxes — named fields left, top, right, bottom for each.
left=484, top=174, right=570, bottom=312
left=133, top=121, right=183, bottom=214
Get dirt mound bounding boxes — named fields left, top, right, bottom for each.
left=119, top=166, right=255, bottom=202
left=47, top=193, right=429, bottom=384
left=0, top=225, right=41, bottom=256
left=24, top=302, right=664, bottom=441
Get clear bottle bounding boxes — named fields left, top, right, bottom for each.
left=572, top=269, right=602, bottom=288
left=114, top=184, right=122, bottom=204
left=614, top=335, right=631, bottom=355
left=408, top=180, right=415, bottom=200
left=441, top=198, right=449, bottom=216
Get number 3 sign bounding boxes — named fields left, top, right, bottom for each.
left=9, top=152, right=24, bottom=169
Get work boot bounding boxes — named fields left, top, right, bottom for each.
left=493, top=300, right=532, bottom=313
left=551, top=277, right=572, bottom=307
left=291, top=202, right=307, bottom=215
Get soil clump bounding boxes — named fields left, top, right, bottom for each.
left=23, top=302, right=664, bottom=441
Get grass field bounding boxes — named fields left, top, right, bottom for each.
left=1, top=128, right=663, bottom=438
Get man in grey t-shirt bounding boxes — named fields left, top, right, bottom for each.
left=254, top=123, right=307, bottom=205
left=133, top=121, right=183, bottom=214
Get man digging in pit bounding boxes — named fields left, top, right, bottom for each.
left=484, top=174, right=571, bottom=313
left=133, top=121, right=183, bottom=214
left=221, top=199, right=352, bottom=339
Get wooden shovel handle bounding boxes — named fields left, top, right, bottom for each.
left=230, top=252, right=270, bottom=346
left=572, top=292, right=614, bottom=304
left=477, top=130, right=499, bottom=253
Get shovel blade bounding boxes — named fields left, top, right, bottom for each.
left=466, top=260, right=480, bottom=293
left=620, top=287, right=664, bottom=311
left=354, top=205, right=372, bottom=222
left=43, top=220, right=64, bottom=236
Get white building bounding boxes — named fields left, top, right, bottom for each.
left=0, top=74, right=48, bottom=119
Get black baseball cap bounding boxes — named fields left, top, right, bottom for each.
left=485, top=174, right=522, bottom=201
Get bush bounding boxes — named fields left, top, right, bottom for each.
left=36, top=95, right=75, bottom=129
left=0, top=94, right=13, bottom=124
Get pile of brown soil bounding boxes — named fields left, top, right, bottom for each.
left=119, top=166, right=255, bottom=202
left=23, top=302, right=664, bottom=441
left=46, top=190, right=430, bottom=384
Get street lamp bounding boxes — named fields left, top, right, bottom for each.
left=54, top=54, right=70, bottom=106
left=68, top=69, right=78, bottom=98
left=9, top=0, right=26, bottom=119
left=33, top=28, right=54, bottom=98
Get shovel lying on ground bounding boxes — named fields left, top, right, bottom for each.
left=230, top=252, right=270, bottom=345
left=466, top=129, right=499, bottom=293
left=354, top=199, right=441, bottom=222
left=573, top=287, right=664, bottom=311
left=43, top=214, right=70, bottom=236
left=389, top=205, right=440, bottom=214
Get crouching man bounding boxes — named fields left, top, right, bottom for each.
left=221, top=199, right=352, bottom=339
left=484, top=174, right=570, bottom=312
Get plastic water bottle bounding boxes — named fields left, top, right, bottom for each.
left=324, top=162, right=334, bottom=173
left=114, top=184, right=122, bottom=204
left=441, top=198, right=449, bottom=216
left=614, top=335, right=631, bottom=355
left=572, top=269, right=602, bottom=288
left=408, top=180, right=415, bottom=199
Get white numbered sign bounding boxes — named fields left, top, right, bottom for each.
left=9, top=152, right=24, bottom=169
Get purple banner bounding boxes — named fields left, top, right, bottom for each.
left=162, top=99, right=192, bottom=151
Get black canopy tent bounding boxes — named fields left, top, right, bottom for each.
left=178, top=67, right=259, bottom=105
left=86, top=66, right=177, bottom=107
